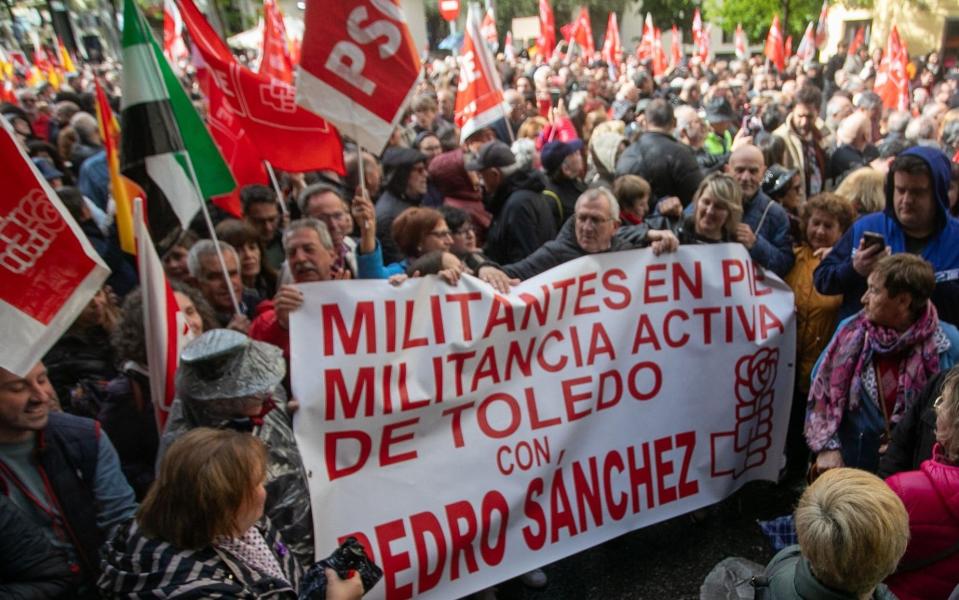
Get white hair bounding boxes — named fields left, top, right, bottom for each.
left=187, top=240, right=239, bottom=278
left=576, top=188, right=621, bottom=223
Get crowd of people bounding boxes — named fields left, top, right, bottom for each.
left=2, top=25, right=959, bottom=599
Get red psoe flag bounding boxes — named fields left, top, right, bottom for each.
left=652, top=27, right=668, bottom=76
left=571, top=6, right=595, bottom=56
left=637, top=13, right=654, bottom=61
left=455, top=3, right=507, bottom=142
left=765, top=14, right=785, bottom=72
left=295, top=0, right=421, bottom=154
left=163, top=0, right=189, bottom=66
left=601, top=12, right=621, bottom=72
left=848, top=26, right=865, bottom=56
left=875, top=25, right=909, bottom=112
left=734, top=23, right=747, bottom=60
left=481, top=7, right=499, bottom=52
left=260, top=0, right=294, bottom=83
left=796, top=22, right=816, bottom=64
left=0, top=118, right=109, bottom=377
left=670, top=25, right=682, bottom=68
left=538, top=0, right=556, bottom=61
left=177, top=0, right=344, bottom=173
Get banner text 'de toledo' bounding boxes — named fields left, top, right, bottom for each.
left=291, top=244, right=796, bottom=600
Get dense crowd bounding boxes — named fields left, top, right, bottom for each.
left=2, top=31, right=959, bottom=599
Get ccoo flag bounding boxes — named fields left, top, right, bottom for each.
left=121, top=0, right=235, bottom=246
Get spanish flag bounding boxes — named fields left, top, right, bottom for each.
left=58, top=37, right=77, bottom=74
left=94, top=79, right=144, bottom=254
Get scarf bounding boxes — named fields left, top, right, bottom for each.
left=215, top=526, right=289, bottom=585
left=805, top=302, right=942, bottom=452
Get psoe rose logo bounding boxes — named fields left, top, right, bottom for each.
left=0, top=189, right=67, bottom=275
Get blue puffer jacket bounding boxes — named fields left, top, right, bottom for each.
left=814, top=146, right=959, bottom=326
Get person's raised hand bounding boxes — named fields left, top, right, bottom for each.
left=734, top=223, right=757, bottom=249
left=852, top=238, right=890, bottom=277
left=655, top=196, right=683, bottom=219
left=274, top=284, right=304, bottom=330
left=815, top=449, right=844, bottom=472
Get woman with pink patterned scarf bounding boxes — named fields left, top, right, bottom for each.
left=805, top=254, right=959, bottom=474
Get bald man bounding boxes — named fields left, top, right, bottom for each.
left=827, top=112, right=873, bottom=185
left=724, top=145, right=794, bottom=276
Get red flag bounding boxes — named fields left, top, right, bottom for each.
left=538, top=0, right=556, bottom=61
left=815, top=0, right=829, bottom=48
left=652, top=27, right=668, bottom=77
left=765, top=14, right=785, bottom=72
left=295, top=0, right=421, bottom=155
left=570, top=6, right=594, bottom=56
left=163, top=0, right=189, bottom=66
left=0, top=117, right=110, bottom=376
left=692, top=9, right=709, bottom=62
left=260, top=0, right=294, bottom=83
left=734, top=23, right=747, bottom=60
left=784, top=35, right=793, bottom=60
left=455, top=3, right=507, bottom=142
left=796, top=22, right=816, bottom=64
left=481, top=8, right=499, bottom=52
left=875, top=25, right=909, bottom=112
left=670, top=25, right=683, bottom=68
left=637, top=13, right=654, bottom=61
left=177, top=0, right=344, bottom=173
left=504, top=31, right=515, bottom=62
left=601, top=12, right=621, bottom=71
left=134, top=200, right=194, bottom=432
left=848, top=26, right=865, bottom=56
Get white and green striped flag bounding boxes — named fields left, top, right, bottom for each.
left=120, top=0, right=234, bottom=246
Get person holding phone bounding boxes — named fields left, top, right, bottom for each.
left=814, top=147, right=959, bottom=326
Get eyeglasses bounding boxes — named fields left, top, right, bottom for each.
left=934, top=395, right=944, bottom=410
left=428, top=230, right=453, bottom=238
left=454, top=225, right=475, bottom=236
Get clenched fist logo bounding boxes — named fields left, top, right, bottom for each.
left=711, top=348, right=779, bottom=479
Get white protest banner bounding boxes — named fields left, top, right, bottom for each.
left=291, top=244, right=796, bottom=600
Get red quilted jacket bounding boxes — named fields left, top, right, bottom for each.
left=885, top=451, right=959, bottom=600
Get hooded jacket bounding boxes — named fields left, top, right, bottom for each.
left=587, top=131, right=626, bottom=189
left=483, top=169, right=557, bottom=265
left=815, top=146, right=959, bottom=325
left=761, top=545, right=898, bottom=600
left=98, top=517, right=300, bottom=599
left=159, top=389, right=314, bottom=566
left=884, top=454, right=959, bottom=600
left=376, top=147, right=427, bottom=264
left=429, top=148, right=492, bottom=233
left=495, top=217, right=632, bottom=280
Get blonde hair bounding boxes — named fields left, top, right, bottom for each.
left=936, top=369, right=959, bottom=463
left=693, top=172, right=744, bottom=237
left=795, top=468, right=909, bottom=596
left=517, top=116, right=549, bottom=140
left=835, top=168, right=885, bottom=216
left=138, top=428, right=267, bottom=549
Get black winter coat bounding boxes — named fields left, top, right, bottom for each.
left=497, top=218, right=633, bottom=280
left=879, top=368, right=953, bottom=478
left=483, top=170, right=557, bottom=265
left=0, top=495, right=74, bottom=599
left=615, top=131, right=703, bottom=207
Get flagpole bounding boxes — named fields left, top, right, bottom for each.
left=263, top=160, right=290, bottom=218
left=183, top=158, right=243, bottom=317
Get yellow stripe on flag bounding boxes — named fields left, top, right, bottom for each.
left=94, top=80, right=137, bottom=254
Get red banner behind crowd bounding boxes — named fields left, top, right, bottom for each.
left=0, top=118, right=109, bottom=377
left=537, top=0, right=556, bottom=61
left=260, top=0, right=294, bottom=84
left=296, top=0, right=421, bottom=154
left=176, top=0, right=344, bottom=174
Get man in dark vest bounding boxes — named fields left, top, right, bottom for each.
left=0, top=361, right=136, bottom=596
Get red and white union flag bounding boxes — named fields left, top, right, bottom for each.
left=0, top=118, right=109, bottom=377
left=296, top=0, right=421, bottom=154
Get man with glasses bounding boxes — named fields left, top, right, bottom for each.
left=477, top=188, right=678, bottom=284
left=298, top=183, right=357, bottom=277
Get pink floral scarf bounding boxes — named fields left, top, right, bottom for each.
left=805, top=302, right=942, bottom=452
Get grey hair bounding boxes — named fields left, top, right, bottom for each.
left=296, top=182, right=343, bottom=215
left=187, top=240, right=239, bottom=278
left=905, top=117, right=936, bottom=142
left=282, top=218, right=334, bottom=252
left=510, top=138, right=537, bottom=171
left=575, top=187, right=621, bottom=223
left=69, top=112, right=99, bottom=138
left=855, top=91, right=882, bottom=110
left=886, top=111, right=911, bottom=135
